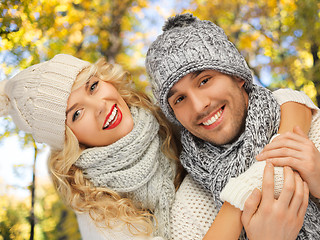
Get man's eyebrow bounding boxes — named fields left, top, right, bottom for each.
left=168, top=71, right=204, bottom=99
left=191, top=70, right=204, bottom=79
left=167, top=88, right=176, bottom=99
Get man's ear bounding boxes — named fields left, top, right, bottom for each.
left=234, top=77, right=245, bottom=88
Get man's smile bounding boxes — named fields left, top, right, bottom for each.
left=199, top=106, right=225, bottom=130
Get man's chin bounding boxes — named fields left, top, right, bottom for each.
left=199, top=131, right=243, bottom=146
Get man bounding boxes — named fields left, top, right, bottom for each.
left=146, top=13, right=320, bottom=239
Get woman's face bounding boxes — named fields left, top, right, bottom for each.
left=66, top=76, right=134, bottom=147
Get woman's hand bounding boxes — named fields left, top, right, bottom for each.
left=241, top=163, right=309, bottom=240
left=257, top=126, right=320, bottom=198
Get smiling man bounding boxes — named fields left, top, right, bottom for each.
left=146, top=13, right=320, bottom=239
left=167, top=70, right=247, bottom=145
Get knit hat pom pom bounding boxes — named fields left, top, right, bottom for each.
left=162, top=13, right=197, bottom=31
left=0, top=79, right=10, bottom=116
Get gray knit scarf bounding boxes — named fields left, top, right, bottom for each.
left=180, top=84, right=320, bottom=239
left=75, top=107, right=176, bottom=239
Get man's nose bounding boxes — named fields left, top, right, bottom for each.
left=189, top=91, right=210, bottom=114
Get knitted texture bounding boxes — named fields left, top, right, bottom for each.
left=181, top=87, right=320, bottom=239
left=75, top=107, right=176, bottom=239
left=0, top=54, right=90, bottom=150
left=221, top=88, right=320, bottom=239
left=77, top=213, right=165, bottom=240
left=220, top=161, right=284, bottom=210
left=170, top=175, right=223, bottom=240
left=180, top=85, right=279, bottom=239
left=220, top=88, right=318, bottom=208
left=179, top=85, right=279, bottom=207
left=145, top=13, right=253, bottom=124
left=74, top=89, right=320, bottom=239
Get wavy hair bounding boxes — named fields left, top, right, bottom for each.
left=48, top=58, right=184, bottom=236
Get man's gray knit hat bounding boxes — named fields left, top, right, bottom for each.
left=0, top=54, right=91, bottom=150
left=146, top=13, right=253, bottom=123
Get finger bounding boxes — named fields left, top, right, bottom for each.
left=270, top=131, right=305, bottom=144
left=297, top=182, right=309, bottom=218
left=278, top=166, right=295, bottom=207
left=257, top=147, right=301, bottom=161
left=261, top=162, right=275, bottom=203
left=258, top=140, right=306, bottom=159
left=241, top=188, right=262, bottom=226
left=289, top=172, right=304, bottom=215
left=268, top=157, right=301, bottom=174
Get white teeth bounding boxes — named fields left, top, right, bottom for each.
left=104, top=106, right=118, bottom=128
left=202, top=109, right=222, bottom=126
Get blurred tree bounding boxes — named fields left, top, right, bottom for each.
left=0, top=180, right=81, bottom=240
left=187, top=0, right=320, bottom=104
left=35, top=181, right=81, bottom=240
left=0, top=0, right=150, bottom=88
left=0, top=195, right=30, bottom=240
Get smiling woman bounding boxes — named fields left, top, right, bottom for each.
left=66, top=75, right=134, bottom=147
left=0, top=54, right=182, bottom=239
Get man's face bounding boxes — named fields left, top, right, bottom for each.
left=168, top=70, right=248, bottom=145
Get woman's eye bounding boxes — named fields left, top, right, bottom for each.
left=72, top=110, right=81, bottom=122
left=200, top=78, right=209, bottom=86
left=90, top=81, right=99, bottom=92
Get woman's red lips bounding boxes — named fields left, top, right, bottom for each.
left=103, top=104, right=122, bottom=130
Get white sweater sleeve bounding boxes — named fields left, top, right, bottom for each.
left=273, top=88, right=318, bottom=112
left=220, top=88, right=319, bottom=210
left=76, top=212, right=164, bottom=240
left=220, top=161, right=284, bottom=210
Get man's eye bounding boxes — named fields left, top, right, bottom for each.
left=200, top=78, right=209, bottom=86
left=90, top=81, right=99, bottom=92
left=175, top=96, right=185, bottom=104
left=72, top=110, right=81, bottom=122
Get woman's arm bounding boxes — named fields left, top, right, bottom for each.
left=203, top=92, right=313, bottom=240
left=204, top=163, right=309, bottom=240
left=202, top=202, right=242, bottom=240
left=277, top=101, right=311, bottom=134
left=273, top=88, right=317, bottom=135
left=242, top=163, right=309, bottom=240
left=257, top=90, right=320, bottom=197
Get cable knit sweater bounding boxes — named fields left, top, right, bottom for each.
left=76, top=88, right=319, bottom=240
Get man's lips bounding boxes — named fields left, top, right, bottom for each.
left=200, top=106, right=224, bottom=129
left=103, top=104, right=122, bottom=130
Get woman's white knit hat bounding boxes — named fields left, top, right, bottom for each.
left=0, top=54, right=91, bottom=150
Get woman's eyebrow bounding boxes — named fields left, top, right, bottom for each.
left=84, top=78, right=91, bottom=91
left=66, top=103, right=78, bottom=116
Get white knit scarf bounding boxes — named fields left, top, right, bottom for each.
left=75, top=107, right=176, bottom=239
left=180, top=85, right=320, bottom=239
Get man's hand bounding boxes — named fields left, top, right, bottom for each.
left=257, top=126, right=320, bottom=198
left=241, top=163, right=309, bottom=240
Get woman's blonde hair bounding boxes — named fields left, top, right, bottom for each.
left=48, top=58, right=184, bottom=236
